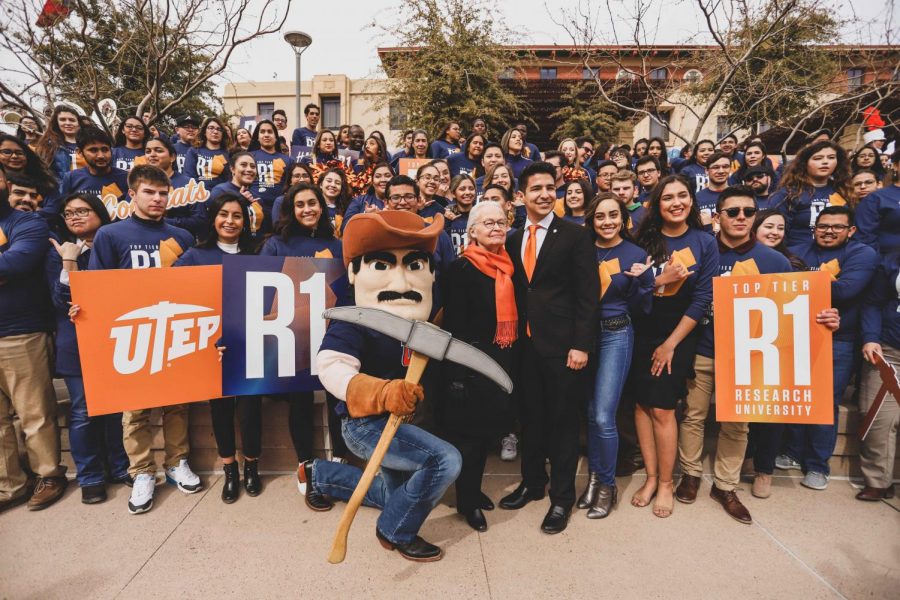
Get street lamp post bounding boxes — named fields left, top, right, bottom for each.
left=283, top=31, right=312, bottom=129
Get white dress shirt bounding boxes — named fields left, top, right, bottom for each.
left=520, top=211, right=556, bottom=262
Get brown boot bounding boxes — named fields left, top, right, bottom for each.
left=710, top=485, right=752, bottom=524
left=855, top=484, right=895, bottom=501
left=675, top=474, right=701, bottom=504
left=27, top=477, right=68, bottom=511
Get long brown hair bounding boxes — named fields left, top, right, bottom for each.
left=584, top=192, right=636, bottom=244
left=34, top=105, right=81, bottom=167
left=635, top=175, right=704, bottom=263
left=777, top=140, right=853, bottom=206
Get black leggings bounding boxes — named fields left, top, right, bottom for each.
left=286, top=392, right=315, bottom=462
left=209, top=395, right=262, bottom=459
left=326, top=392, right=349, bottom=459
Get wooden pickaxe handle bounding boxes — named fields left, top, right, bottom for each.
left=327, top=351, right=430, bottom=564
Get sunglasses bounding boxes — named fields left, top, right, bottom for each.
left=721, top=206, right=757, bottom=218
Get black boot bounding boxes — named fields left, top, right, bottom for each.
left=243, top=459, right=262, bottom=497
left=221, top=462, right=240, bottom=504
left=577, top=472, right=601, bottom=509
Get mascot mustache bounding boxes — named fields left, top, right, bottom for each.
left=377, top=290, right=423, bottom=302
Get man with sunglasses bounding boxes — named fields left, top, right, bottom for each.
left=676, top=186, right=792, bottom=524
left=782, top=205, right=877, bottom=490
left=742, top=165, right=775, bottom=210
left=695, top=152, right=732, bottom=232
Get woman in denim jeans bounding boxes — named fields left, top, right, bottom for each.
left=577, top=193, right=654, bottom=518
left=46, top=193, right=130, bottom=504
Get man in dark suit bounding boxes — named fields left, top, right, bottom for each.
left=499, top=161, right=599, bottom=533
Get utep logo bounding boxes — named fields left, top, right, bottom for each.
left=110, top=301, right=220, bottom=375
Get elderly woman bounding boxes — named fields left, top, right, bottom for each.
left=440, top=201, right=518, bottom=532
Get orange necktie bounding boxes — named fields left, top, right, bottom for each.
left=524, top=224, right=539, bottom=281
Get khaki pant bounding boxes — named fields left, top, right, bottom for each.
left=123, top=404, right=190, bottom=477
left=0, top=332, right=64, bottom=501
left=859, top=344, right=900, bottom=489
left=679, top=354, right=749, bottom=491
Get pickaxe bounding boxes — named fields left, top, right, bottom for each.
left=858, top=352, right=900, bottom=441
left=322, top=306, right=513, bottom=564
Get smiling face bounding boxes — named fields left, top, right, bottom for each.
left=319, top=131, right=337, bottom=154
left=233, top=155, right=257, bottom=186
left=320, top=171, right=343, bottom=202
left=647, top=140, right=663, bottom=158
left=293, top=188, right=323, bottom=229
left=386, top=183, right=418, bottom=212
left=490, top=166, right=512, bottom=191
left=215, top=200, right=244, bottom=244
left=0, top=140, right=27, bottom=171
left=755, top=214, right=786, bottom=248
left=658, top=180, right=692, bottom=227
left=349, top=249, right=435, bottom=321
left=592, top=198, right=625, bottom=244
left=814, top=213, right=853, bottom=248
left=417, top=166, right=440, bottom=198
left=522, top=172, right=556, bottom=221
left=452, top=178, right=476, bottom=209
left=707, top=156, right=731, bottom=186
left=347, top=126, right=365, bottom=151
left=695, top=142, right=715, bottom=165
left=565, top=183, right=585, bottom=213
left=744, top=146, right=764, bottom=167
left=719, top=137, right=736, bottom=155
left=122, top=118, right=145, bottom=145
left=57, top=110, right=80, bottom=140
left=8, top=184, right=41, bottom=212
left=372, top=166, right=393, bottom=197
left=468, top=202, right=507, bottom=251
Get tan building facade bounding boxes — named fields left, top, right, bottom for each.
left=222, top=75, right=395, bottom=144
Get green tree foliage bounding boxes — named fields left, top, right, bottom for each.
left=376, top=0, right=530, bottom=139
left=549, top=82, right=620, bottom=143
left=690, top=0, right=842, bottom=131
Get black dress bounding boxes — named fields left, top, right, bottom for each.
left=439, top=257, right=518, bottom=511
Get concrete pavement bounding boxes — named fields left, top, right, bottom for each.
left=1, top=457, right=898, bottom=600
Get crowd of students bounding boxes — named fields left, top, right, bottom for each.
left=0, top=104, right=897, bottom=535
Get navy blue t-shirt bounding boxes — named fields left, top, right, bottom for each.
left=596, top=240, right=654, bottom=319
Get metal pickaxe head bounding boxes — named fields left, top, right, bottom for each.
left=323, top=306, right=513, bottom=393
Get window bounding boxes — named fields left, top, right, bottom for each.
left=649, top=68, right=668, bottom=81
left=257, top=102, right=274, bottom=121
left=650, top=111, right=671, bottom=140
left=683, top=69, right=703, bottom=83
left=847, top=68, right=864, bottom=90
left=321, top=96, right=341, bottom=129
left=539, top=67, right=557, bottom=80
left=716, top=116, right=733, bottom=140
left=582, top=67, right=598, bottom=80
left=389, top=102, right=408, bottom=131
left=616, top=69, right=637, bottom=81
left=757, top=122, right=771, bottom=134
left=499, top=67, right=515, bottom=80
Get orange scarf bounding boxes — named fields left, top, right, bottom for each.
left=462, top=243, right=518, bottom=348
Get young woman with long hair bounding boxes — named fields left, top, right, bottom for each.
left=500, top=128, right=532, bottom=179
left=770, top=140, right=853, bottom=247
left=318, top=167, right=353, bottom=234
left=562, top=179, right=591, bottom=225
left=248, top=119, right=292, bottom=231
left=0, top=133, right=57, bottom=198
left=448, top=133, right=486, bottom=177
left=444, top=173, right=477, bottom=256
left=183, top=117, right=231, bottom=189
left=629, top=175, right=718, bottom=518
left=34, top=104, right=83, bottom=179
left=112, top=116, right=150, bottom=171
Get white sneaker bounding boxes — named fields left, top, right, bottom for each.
left=128, top=474, right=155, bottom=514
left=501, top=434, right=518, bottom=461
left=165, top=459, right=202, bottom=494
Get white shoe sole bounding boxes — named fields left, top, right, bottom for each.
left=128, top=498, right=153, bottom=514
left=166, top=475, right=202, bottom=494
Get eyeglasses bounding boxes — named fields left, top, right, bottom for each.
left=721, top=206, right=757, bottom=218
left=63, top=208, right=94, bottom=219
left=124, top=124, right=144, bottom=130
left=853, top=179, right=876, bottom=187
left=814, top=223, right=850, bottom=232
left=206, top=125, right=223, bottom=132
left=0, top=149, right=25, bottom=157
left=479, top=219, right=508, bottom=230
left=273, top=117, right=287, bottom=123
left=636, top=168, right=658, bottom=176
left=388, top=194, right=417, bottom=203
left=418, top=175, right=437, bottom=182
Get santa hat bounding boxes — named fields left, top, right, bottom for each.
left=863, top=129, right=885, bottom=144
left=342, top=211, right=444, bottom=267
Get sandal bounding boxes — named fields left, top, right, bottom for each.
left=653, top=480, right=674, bottom=518
left=631, top=474, right=658, bottom=508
